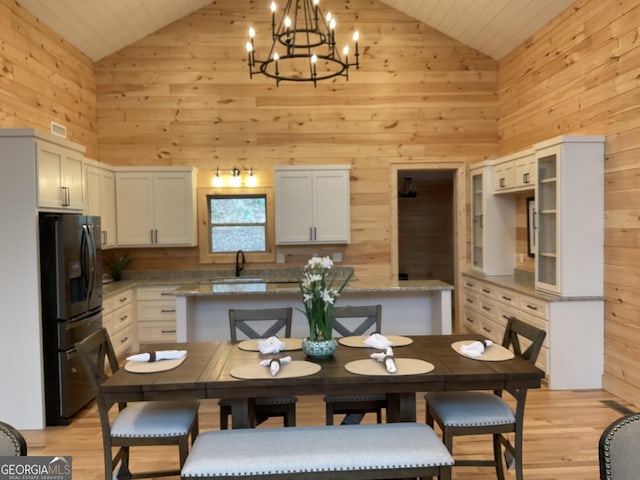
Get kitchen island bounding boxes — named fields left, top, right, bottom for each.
left=174, top=279, right=453, bottom=342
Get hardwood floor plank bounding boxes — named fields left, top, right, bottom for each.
left=20, top=386, right=633, bottom=479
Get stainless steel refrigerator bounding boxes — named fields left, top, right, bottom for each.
left=39, top=213, right=103, bottom=426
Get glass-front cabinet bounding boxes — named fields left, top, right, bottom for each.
left=533, top=136, right=605, bottom=296
left=471, top=171, right=484, bottom=270
left=469, top=163, right=515, bottom=275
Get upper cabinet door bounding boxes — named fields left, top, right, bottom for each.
left=85, top=162, right=117, bottom=248
left=115, top=172, right=155, bottom=245
left=115, top=168, right=197, bottom=247
left=153, top=171, right=197, bottom=246
left=36, top=140, right=84, bottom=211
left=275, top=166, right=351, bottom=244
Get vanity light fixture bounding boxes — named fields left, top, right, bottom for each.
left=212, top=166, right=258, bottom=188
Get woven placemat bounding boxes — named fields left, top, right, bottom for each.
left=229, top=361, right=321, bottom=379
left=124, top=356, right=186, bottom=373
left=237, top=338, right=303, bottom=352
left=451, top=340, right=515, bottom=361
left=338, top=335, right=414, bottom=348
left=345, top=358, right=434, bottom=376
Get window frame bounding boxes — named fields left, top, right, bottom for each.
left=198, top=187, right=276, bottom=264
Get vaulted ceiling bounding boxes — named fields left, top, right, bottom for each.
left=17, top=0, right=574, bottom=62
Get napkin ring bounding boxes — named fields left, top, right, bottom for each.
left=148, top=351, right=156, bottom=362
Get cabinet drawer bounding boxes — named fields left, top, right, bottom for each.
left=463, top=289, right=480, bottom=312
left=462, top=277, right=480, bottom=293
left=111, top=323, right=134, bottom=357
left=112, top=303, right=134, bottom=333
left=519, top=294, right=548, bottom=320
left=102, top=296, right=113, bottom=315
left=479, top=315, right=504, bottom=344
left=478, top=295, right=499, bottom=319
left=495, top=287, right=518, bottom=308
left=137, top=285, right=179, bottom=301
left=137, top=321, right=177, bottom=343
left=498, top=304, right=549, bottom=349
left=477, top=282, right=499, bottom=301
left=462, top=308, right=483, bottom=334
left=111, top=289, right=133, bottom=308
left=137, top=301, right=177, bottom=322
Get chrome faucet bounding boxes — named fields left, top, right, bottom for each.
left=235, top=250, right=246, bottom=277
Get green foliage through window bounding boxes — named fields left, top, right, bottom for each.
left=208, top=195, right=267, bottom=253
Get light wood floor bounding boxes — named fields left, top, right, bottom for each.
left=21, top=385, right=635, bottom=479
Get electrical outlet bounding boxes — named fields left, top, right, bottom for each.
left=332, top=252, right=343, bottom=262
left=276, top=252, right=285, bottom=264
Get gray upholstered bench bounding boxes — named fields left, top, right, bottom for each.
left=181, top=422, right=453, bottom=479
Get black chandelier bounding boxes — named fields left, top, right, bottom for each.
left=246, top=0, right=360, bottom=87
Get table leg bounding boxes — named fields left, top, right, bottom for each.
left=386, top=393, right=416, bottom=422
left=230, top=398, right=256, bottom=428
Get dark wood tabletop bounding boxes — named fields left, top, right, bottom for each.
left=102, top=334, right=544, bottom=428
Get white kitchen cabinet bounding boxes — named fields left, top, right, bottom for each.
left=115, top=167, right=197, bottom=246
left=274, top=165, right=351, bottom=244
left=462, top=273, right=603, bottom=389
left=103, top=289, right=134, bottom=358
left=513, top=149, right=536, bottom=190
left=470, top=163, right=515, bottom=275
left=533, top=136, right=604, bottom=296
left=136, top=286, right=178, bottom=344
left=0, top=129, right=86, bottom=212
left=492, top=159, right=514, bottom=192
left=85, top=160, right=117, bottom=248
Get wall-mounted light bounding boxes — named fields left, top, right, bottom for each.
left=229, top=167, right=242, bottom=188
left=246, top=168, right=258, bottom=187
left=212, top=167, right=224, bottom=187
left=211, top=166, right=258, bottom=188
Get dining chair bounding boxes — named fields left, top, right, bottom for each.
left=599, top=412, right=640, bottom=480
left=219, top=307, right=297, bottom=429
left=0, top=421, right=27, bottom=456
left=425, top=316, right=546, bottom=480
left=325, top=304, right=387, bottom=425
left=76, top=327, right=200, bottom=480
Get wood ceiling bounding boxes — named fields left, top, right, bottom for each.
left=16, top=0, right=574, bottom=62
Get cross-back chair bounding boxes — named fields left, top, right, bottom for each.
left=325, top=304, right=387, bottom=425
left=76, top=328, right=200, bottom=480
left=425, top=316, right=546, bottom=480
left=219, top=307, right=297, bottom=429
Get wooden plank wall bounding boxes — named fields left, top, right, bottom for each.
left=0, top=0, right=97, bottom=156
left=398, top=177, right=455, bottom=283
left=498, top=0, right=640, bottom=405
left=94, top=0, right=499, bottom=282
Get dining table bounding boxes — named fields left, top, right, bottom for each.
left=102, top=334, right=545, bottom=428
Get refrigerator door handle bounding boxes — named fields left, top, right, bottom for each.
left=82, top=224, right=97, bottom=304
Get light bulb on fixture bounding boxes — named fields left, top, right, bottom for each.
left=246, top=168, right=258, bottom=187
left=212, top=167, right=223, bottom=187
left=229, top=167, right=242, bottom=188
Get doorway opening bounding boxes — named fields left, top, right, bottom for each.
left=390, top=162, right=466, bottom=330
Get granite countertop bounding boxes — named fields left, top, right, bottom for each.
left=102, top=269, right=453, bottom=298
left=173, top=278, right=453, bottom=297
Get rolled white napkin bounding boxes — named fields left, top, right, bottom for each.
left=258, top=356, right=292, bottom=376
left=126, top=350, right=187, bottom=362
left=258, top=336, right=286, bottom=354
left=370, top=347, right=397, bottom=373
left=460, top=340, right=493, bottom=357
left=364, top=333, right=393, bottom=349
